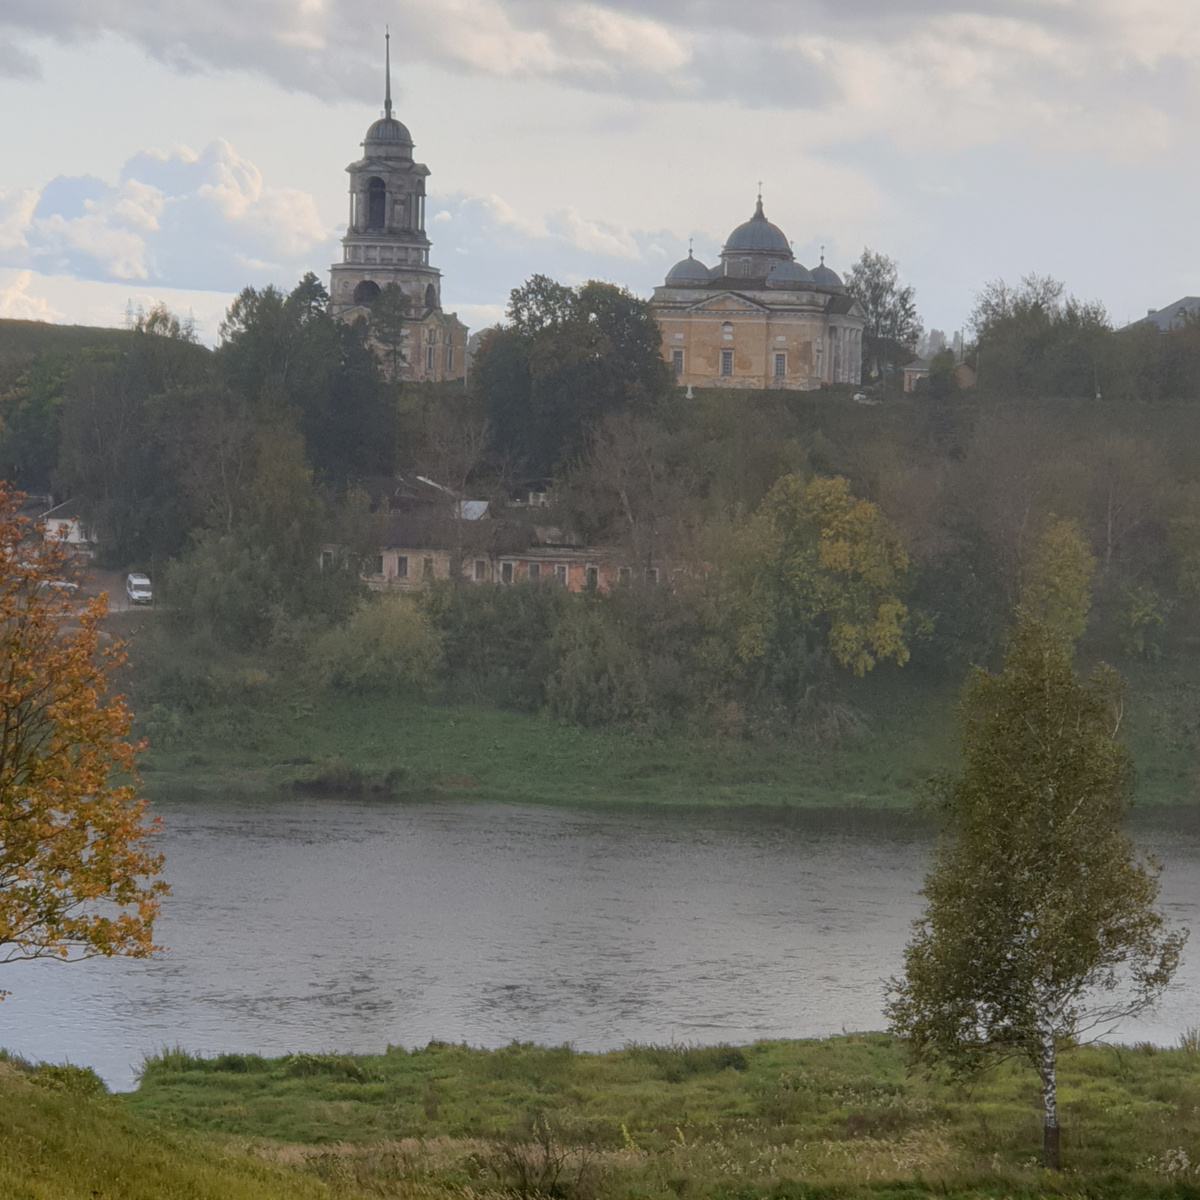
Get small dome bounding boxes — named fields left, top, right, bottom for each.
left=724, top=197, right=791, bottom=254
left=666, top=251, right=711, bottom=284
left=811, top=262, right=843, bottom=288
left=365, top=116, right=413, bottom=147
left=767, top=261, right=815, bottom=288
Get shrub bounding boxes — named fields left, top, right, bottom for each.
left=314, top=593, right=442, bottom=694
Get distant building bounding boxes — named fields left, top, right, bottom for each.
left=650, top=196, right=865, bottom=390
left=328, top=34, right=467, bottom=382
left=1127, top=298, right=1200, bottom=333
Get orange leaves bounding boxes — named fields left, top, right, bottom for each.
left=0, top=484, right=168, bottom=976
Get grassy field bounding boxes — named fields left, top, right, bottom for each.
left=117, top=1035, right=1200, bottom=1199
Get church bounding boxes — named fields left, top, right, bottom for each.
left=329, top=36, right=468, bottom=382
left=651, top=198, right=865, bottom=390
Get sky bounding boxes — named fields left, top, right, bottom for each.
left=2, top=1, right=1200, bottom=344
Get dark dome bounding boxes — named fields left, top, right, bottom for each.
left=666, top=252, right=711, bottom=284
left=724, top=198, right=790, bottom=254
left=365, top=116, right=413, bottom=146
left=767, top=261, right=815, bottom=288
left=811, top=262, right=843, bottom=287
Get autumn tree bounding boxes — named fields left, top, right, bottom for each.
left=886, top=613, right=1185, bottom=1170
left=0, top=486, right=168, bottom=984
left=717, top=474, right=910, bottom=708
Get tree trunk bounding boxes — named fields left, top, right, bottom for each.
left=1038, top=1027, right=1061, bottom=1171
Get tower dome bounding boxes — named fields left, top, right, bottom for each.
left=810, top=255, right=843, bottom=288
left=767, top=261, right=815, bottom=288
left=723, top=197, right=791, bottom=254
left=666, top=249, right=711, bottom=284
left=365, top=116, right=413, bottom=149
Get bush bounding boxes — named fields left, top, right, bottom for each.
left=313, top=593, right=442, bottom=694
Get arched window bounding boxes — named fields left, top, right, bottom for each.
left=353, top=280, right=381, bottom=305
left=424, top=283, right=437, bottom=311
left=367, top=178, right=386, bottom=230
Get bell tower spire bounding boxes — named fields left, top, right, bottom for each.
left=384, top=27, right=393, bottom=119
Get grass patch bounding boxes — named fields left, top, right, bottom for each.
left=122, top=1035, right=1200, bottom=1198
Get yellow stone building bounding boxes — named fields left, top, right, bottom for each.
left=651, top=198, right=865, bottom=390
left=328, top=35, right=467, bottom=383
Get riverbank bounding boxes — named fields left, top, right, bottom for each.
left=109, top=1033, right=1200, bottom=1198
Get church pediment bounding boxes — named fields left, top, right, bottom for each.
left=686, top=292, right=770, bottom=314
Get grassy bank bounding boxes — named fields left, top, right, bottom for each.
left=131, top=660, right=959, bottom=807
left=120, top=1035, right=1200, bottom=1198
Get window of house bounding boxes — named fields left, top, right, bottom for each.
left=422, top=556, right=434, bottom=580
left=367, top=178, right=386, bottom=229
left=321, top=549, right=335, bottom=571
left=396, top=555, right=409, bottom=579
left=618, top=566, right=632, bottom=584
left=474, top=559, right=487, bottom=581
left=585, top=565, right=599, bottom=589
left=528, top=562, right=541, bottom=581
left=501, top=561, right=513, bottom=584
left=721, top=349, right=733, bottom=376
left=741, top=257, right=751, bottom=276
left=426, top=346, right=435, bottom=371
left=554, top=564, right=568, bottom=585
left=672, top=349, right=684, bottom=375
left=774, top=353, right=786, bottom=378
left=646, top=567, right=660, bottom=584
left=371, top=554, right=384, bottom=575
left=446, top=346, right=454, bottom=373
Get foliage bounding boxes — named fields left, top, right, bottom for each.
left=367, top=283, right=411, bottom=381
left=476, top=275, right=673, bottom=475
left=1018, top=517, right=1095, bottom=641
left=845, top=249, right=923, bottom=382
left=313, top=593, right=442, bottom=694
left=887, top=615, right=1185, bottom=1169
left=0, top=486, right=167, bottom=981
left=722, top=474, right=911, bottom=692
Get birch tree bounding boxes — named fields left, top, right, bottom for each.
left=886, top=614, right=1185, bottom=1170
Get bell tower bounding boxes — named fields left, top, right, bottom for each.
left=329, top=31, right=443, bottom=319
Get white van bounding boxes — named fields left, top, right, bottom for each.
left=125, top=573, right=153, bottom=605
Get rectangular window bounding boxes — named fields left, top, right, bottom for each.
left=474, top=559, right=487, bottom=582
left=618, top=566, right=632, bottom=584
left=721, top=349, right=733, bottom=376
left=528, top=562, right=540, bottom=581
left=554, top=564, right=568, bottom=585
left=396, top=555, right=409, bottom=579
left=422, top=556, right=434, bottom=580
left=426, top=346, right=435, bottom=371
left=646, top=567, right=660, bottom=584
left=371, top=554, right=384, bottom=576
left=672, top=349, right=684, bottom=375
left=446, top=346, right=454, bottom=373
left=501, top=561, right=514, bottom=585
left=585, top=565, right=599, bottom=589
left=774, top=352, right=786, bottom=379
left=321, top=549, right=335, bottom=570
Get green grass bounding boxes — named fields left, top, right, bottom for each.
left=0, top=1054, right=371, bottom=1199
left=121, top=1035, right=1200, bottom=1198
left=132, top=665, right=959, bottom=807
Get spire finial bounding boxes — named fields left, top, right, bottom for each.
left=755, top=182, right=764, bottom=217
left=688, top=236, right=694, bottom=258
left=820, top=244, right=825, bottom=266
left=384, top=27, right=393, bottom=119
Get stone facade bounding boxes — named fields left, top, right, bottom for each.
left=328, top=34, right=467, bottom=383
left=651, top=199, right=865, bottom=391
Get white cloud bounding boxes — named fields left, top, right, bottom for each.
left=0, top=269, right=63, bottom=320
left=7, top=139, right=334, bottom=292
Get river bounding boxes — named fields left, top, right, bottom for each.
left=3, top=798, right=1198, bottom=1091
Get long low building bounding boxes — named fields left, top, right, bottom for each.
left=651, top=197, right=865, bottom=391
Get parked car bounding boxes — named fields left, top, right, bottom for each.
left=36, top=579, right=79, bottom=596
left=125, top=573, right=153, bottom=605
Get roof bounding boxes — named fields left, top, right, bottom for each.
left=384, top=512, right=534, bottom=556
left=666, top=252, right=712, bottom=283
left=810, top=263, right=843, bottom=288
left=904, top=357, right=931, bottom=373
left=767, top=261, right=815, bottom=288
left=365, top=116, right=412, bottom=147
left=723, top=198, right=790, bottom=254
left=1130, top=297, right=1200, bottom=332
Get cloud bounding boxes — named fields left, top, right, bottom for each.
left=0, top=270, right=63, bottom=321
left=5, top=140, right=335, bottom=292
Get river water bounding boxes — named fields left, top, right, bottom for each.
left=3, top=798, right=1198, bottom=1092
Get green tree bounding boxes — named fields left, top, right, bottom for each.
left=1020, top=517, right=1095, bottom=642
left=845, top=249, right=923, bottom=383
left=886, top=616, right=1185, bottom=1170
left=368, top=283, right=411, bottom=382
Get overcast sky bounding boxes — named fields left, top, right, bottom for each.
left=2, top=1, right=1199, bottom=343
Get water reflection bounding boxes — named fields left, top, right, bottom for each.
left=2, top=799, right=1195, bottom=1091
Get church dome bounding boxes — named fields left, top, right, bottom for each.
left=724, top=197, right=790, bottom=254
left=666, top=251, right=711, bottom=284
left=767, top=261, right=815, bottom=288
left=811, top=262, right=843, bottom=288
left=365, top=116, right=413, bottom=147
